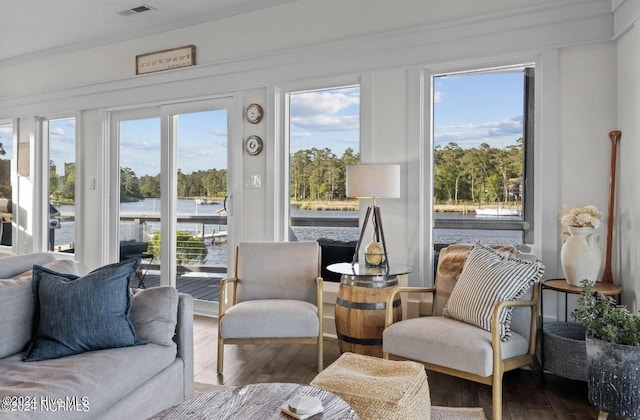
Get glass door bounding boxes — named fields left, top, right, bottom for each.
left=111, top=109, right=163, bottom=282
left=111, top=98, right=234, bottom=314
left=167, top=104, right=231, bottom=308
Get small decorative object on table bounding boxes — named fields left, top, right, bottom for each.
left=281, top=395, right=323, bottom=419
left=559, top=204, right=602, bottom=286
left=364, top=241, right=386, bottom=267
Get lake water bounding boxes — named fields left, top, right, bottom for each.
left=52, top=199, right=361, bottom=267
left=51, top=199, right=521, bottom=267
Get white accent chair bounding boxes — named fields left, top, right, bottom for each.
left=382, top=244, right=541, bottom=420
left=217, top=241, right=323, bottom=374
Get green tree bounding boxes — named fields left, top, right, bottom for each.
left=139, top=175, right=161, bottom=197
left=290, top=147, right=360, bottom=202
left=120, top=167, right=141, bottom=202
left=433, top=140, right=524, bottom=205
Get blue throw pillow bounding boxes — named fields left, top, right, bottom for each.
left=24, top=258, right=146, bottom=362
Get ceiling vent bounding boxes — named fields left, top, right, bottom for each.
left=118, top=5, right=156, bottom=16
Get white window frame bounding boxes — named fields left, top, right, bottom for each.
left=407, top=52, right=560, bottom=286
left=273, top=76, right=366, bottom=242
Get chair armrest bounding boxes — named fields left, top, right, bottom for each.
left=490, top=282, right=540, bottom=359
left=175, top=293, right=194, bottom=400
left=385, top=286, right=437, bottom=327
left=218, top=277, right=237, bottom=316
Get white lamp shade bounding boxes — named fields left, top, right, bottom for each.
left=346, top=164, right=401, bottom=198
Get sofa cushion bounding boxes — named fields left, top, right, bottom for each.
left=442, top=243, right=544, bottom=341
left=0, top=342, right=177, bottom=420
left=0, top=252, right=56, bottom=278
left=24, top=258, right=145, bottom=362
left=0, top=279, right=35, bottom=359
left=0, top=258, right=80, bottom=359
left=13, top=258, right=78, bottom=281
left=130, top=286, right=179, bottom=346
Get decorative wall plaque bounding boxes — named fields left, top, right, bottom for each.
left=136, top=45, right=196, bottom=75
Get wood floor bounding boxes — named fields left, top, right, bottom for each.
left=192, top=315, right=617, bottom=420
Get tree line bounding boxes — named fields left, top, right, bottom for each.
left=45, top=140, right=522, bottom=206
left=434, top=139, right=523, bottom=205
left=290, top=147, right=359, bottom=201
left=49, top=163, right=228, bottom=202
left=121, top=168, right=228, bottom=201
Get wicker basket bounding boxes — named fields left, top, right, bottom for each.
left=543, top=322, right=587, bottom=381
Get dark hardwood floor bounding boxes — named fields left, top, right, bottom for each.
left=129, top=273, right=221, bottom=301
left=192, top=316, right=614, bottom=420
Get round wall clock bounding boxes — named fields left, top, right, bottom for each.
left=245, top=135, right=263, bottom=156
left=245, top=103, right=264, bottom=124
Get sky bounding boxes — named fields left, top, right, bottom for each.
left=0, top=69, right=525, bottom=177
left=289, top=86, right=360, bottom=157
left=434, top=70, right=525, bottom=149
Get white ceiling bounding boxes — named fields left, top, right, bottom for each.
left=0, top=0, right=295, bottom=64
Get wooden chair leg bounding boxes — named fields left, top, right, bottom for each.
left=492, top=372, right=503, bottom=420
left=317, top=336, right=324, bottom=373
left=217, top=338, right=224, bottom=374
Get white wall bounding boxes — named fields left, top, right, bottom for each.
left=558, top=42, right=617, bottom=269
left=0, top=0, right=560, bottom=98
left=552, top=42, right=618, bottom=318
left=617, top=22, right=640, bottom=311
left=0, top=0, right=631, bottom=321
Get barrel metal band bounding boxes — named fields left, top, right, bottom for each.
left=336, top=332, right=383, bottom=346
left=340, top=276, right=398, bottom=288
left=336, top=297, right=401, bottom=310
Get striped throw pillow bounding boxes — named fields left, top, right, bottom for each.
left=442, top=243, right=544, bottom=341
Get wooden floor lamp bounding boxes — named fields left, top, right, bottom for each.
left=602, top=130, right=621, bottom=283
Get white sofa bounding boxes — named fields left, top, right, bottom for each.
left=0, top=253, right=194, bottom=419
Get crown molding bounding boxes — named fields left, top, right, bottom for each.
left=613, top=0, right=640, bottom=39
left=0, top=0, right=615, bottom=118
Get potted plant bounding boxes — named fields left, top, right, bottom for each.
left=572, top=280, right=640, bottom=418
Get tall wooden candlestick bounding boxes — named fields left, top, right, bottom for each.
left=602, top=130, right=621, bottom=283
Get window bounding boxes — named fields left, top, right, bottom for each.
left=287, top=85, right=360, bottom=242
left=432, top=66, right=534, bottom=247
left=0, top=122, right=13, bottom=247
left=48, top=117, right=76, bottom=252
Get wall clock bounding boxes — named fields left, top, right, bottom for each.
left=245, top=135, right=263, bottom=156
left=245, top=103, right=264, bottom=124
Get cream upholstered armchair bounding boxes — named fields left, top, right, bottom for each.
left=217, top=241, right=323, bottom=374
left=383, top=244, right=544, bottom=420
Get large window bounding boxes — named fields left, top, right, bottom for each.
left=0, top=122, right=13, bottom=247
left=287, top=85, right=360, bottom=242
left=432, top=66, right=534, bottom=247
left=48, top=117, right=76, bottom=252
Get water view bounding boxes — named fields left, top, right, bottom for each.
left=52, top=199, right=362, bottom=268
left=51, top=199, right=521, bottom=270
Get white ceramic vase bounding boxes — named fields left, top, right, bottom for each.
left=561, top=226, right=601, bottom=286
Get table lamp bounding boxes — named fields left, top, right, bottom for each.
left=346, top=164, right=400, bottom=269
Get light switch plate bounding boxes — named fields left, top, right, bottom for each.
left=245, top=175, right=262, bottom=189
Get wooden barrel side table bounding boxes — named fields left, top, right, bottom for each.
left=328, top=263, right=411, bottom=357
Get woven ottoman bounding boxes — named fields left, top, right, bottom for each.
left=310, top=352, right=430, bottom=420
